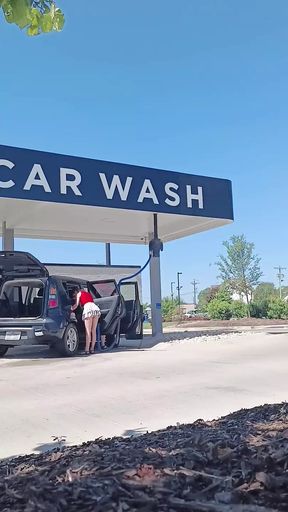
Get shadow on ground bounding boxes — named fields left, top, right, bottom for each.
left=0, top=340, right=143, bottom=363
left=122, top=427, right=148, bottom=437
left=33, top=438, right=67, bottom=454
left=1, top=329, right=244, bottom=363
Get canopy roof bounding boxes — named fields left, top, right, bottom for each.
left=0, top=145, right=233, bottom=244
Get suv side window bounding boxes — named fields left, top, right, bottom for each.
left=62, top=281, right=88, bottom=301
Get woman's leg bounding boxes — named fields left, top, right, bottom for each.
left=90, top=316, right=99, bottom=352
left=84, top=317, right=93, bottom=352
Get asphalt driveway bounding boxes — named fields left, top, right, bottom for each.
left=0, top=330, right=287, bottom=459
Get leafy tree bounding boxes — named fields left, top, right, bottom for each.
left=249, top=282, right=277, bottom=318
left=217, top=234, right=263, bottom=305
left=0, top=0, right=64, bottom=35
left=253, top=282, right=276, bottom=302
left=161, top=297, right=178, bottom=321
left=198, top=285, right=220, bottom=311
left=215, top=286, right=232, bottom=303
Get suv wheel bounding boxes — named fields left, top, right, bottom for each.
left=0, top=346, right=9, bottom=357
left=59, top=324, right=79, bottom=357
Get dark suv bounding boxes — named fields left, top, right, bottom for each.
left=0, top=251, right=143, bottom=357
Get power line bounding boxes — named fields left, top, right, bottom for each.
left=274, top=266, right=286, bottom=298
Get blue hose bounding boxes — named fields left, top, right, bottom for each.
left=117, top=254, right=151, bottom=287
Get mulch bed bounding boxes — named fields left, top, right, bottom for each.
left=1, top=403, right=288, bottom=511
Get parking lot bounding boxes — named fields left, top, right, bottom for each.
left=0, top=330, right=287, bottom=460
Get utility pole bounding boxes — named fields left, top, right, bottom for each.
left=274, top=266, right=286, bottom=298
left=191, top=279, right=199, bottom=306
left=176, top=272, right=182, bottom=317
left=170, top=281, right=175, bottom=302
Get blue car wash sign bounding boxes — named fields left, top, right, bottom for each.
left=0, top=145, right=233, bottom=220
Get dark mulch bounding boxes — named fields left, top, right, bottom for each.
left=1, top=403, right=288, bottom=511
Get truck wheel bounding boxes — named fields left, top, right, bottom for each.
left=0, top=346, right=9, bottom=357
left=59, top=324, right=79, bottom=357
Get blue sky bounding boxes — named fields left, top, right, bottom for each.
left=0, top=0, right=288, bottom=303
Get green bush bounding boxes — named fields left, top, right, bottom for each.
left=207, top=299, right=232, bottom=320
left=267, top=298, right=288, bottom=319
left=216, top=287, right=232, bottom=303
left=161, top=297, right=178, bottom=321
left=250, top=300, right=269, bottom=318
left=231, top=300, right=248, bottom=318
left=249, top=302, right=261, bottom=318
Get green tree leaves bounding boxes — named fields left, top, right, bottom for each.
left=267, top=298, right=288, bottom=319
left=2, top=0, right=30, bottom=28
left=161, top=297, right=179, bottom=321
left=216, top=234, right=263, bottom=304
left=1, top=0, right=64, bottom=35
left=206, top=286, right=232, bottom=320
left=197, top=285, right=220, bottom=311
left=253, top=282, right=276, bottom=303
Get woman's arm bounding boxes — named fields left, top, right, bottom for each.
left=71, top=291, right=81, bottom=311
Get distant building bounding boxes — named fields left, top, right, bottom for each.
left=180, top=303, right=197, bottom=315
left=231, top=292, right=252, bottom=303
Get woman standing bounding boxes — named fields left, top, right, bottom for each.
left=71, top=287, right=101, bottom=355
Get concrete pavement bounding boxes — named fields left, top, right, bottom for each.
left=0, top=330, right=287, bottom=459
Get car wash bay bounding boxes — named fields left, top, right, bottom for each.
left=0, top=144, right=233, bottom=338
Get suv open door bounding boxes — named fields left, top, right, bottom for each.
left=88, top=279, right=126, bottom=347
left=119, top=281, right=143, bottom=340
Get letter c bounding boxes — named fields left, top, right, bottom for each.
left=0, top=159, right=15, bottom=189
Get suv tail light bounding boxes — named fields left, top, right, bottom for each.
left=48, top=298, right=58, bottom=309
left=48, top=286, right=58, bottom=309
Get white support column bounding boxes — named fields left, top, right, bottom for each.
left=149, top=214, right=164, bottom=339
left=2, top=222, right=14, bottom=251
left=149, top=253, right=163, bottom=338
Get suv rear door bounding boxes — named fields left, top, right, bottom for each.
left=0, top=251, right=48, bottom=286
left=119, top=281, right=143, bottom=339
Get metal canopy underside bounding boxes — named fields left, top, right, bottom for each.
left=0, top=145, right=233, bottom=244
left=0, top=198, right=231, bottom=243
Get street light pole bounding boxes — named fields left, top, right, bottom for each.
left=170, top=281, right=175, bottom=302
left=177, top=272, right=182, bottom=317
